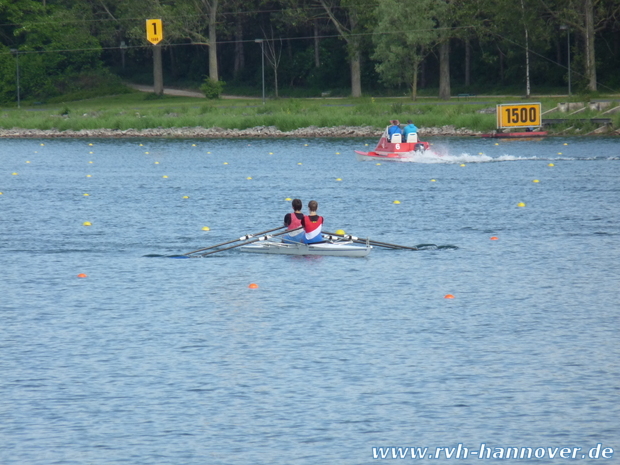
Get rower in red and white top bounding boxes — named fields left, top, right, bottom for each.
left=302, top=200, right=324, bottom=244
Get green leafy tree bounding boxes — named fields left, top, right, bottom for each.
left=372, top=0, right=441, bottom=100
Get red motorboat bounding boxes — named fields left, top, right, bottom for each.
left=355, top=126, right=430, bottom=161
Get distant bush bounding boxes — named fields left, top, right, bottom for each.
left=200, top=77, right=225, bottom=99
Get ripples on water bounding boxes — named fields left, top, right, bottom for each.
left=1, top=136, right=619, bottom=464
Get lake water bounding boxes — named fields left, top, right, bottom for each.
left=1, top=136, right=619, bottom=464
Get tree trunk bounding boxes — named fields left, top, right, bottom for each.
left=411, top=62, right=419, bottom=100
left=314, top=20, right=320, bottom=67
left=350, top=48, right=362, bottom=97
left=584, top=0, right=597, bottom=91
left=438, top=40, right=450, bottom=100
left=153, top=44, right=163, bottom=95
left=208, top=0, right=219, bottom=81
left=234, top=16, right=244, bottom=78
left=465, top=38, right=470, bottom=87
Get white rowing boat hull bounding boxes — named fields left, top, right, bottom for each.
left=240, top=240, right=372, bottom=257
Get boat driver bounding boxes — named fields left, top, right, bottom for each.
left=388, top=120, right=403, bottom=142
left=302, top=200, right=324, bottom=244
left=282, top=198, right=305, bottom=243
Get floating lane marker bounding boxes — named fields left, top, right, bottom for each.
left=376, top=163, right=381, bottom=165
left=192, top=144, right=196, bottom=147
left=335, top=229, right=345, bottom=235
left=154, top=161, right=159, bottom=164
left=223, top=162, right=228, bottom=165
left=86, top=174, right=92, bottom=177
left=460, top=164, right=466, bottom=167
left=533, top=179, right=540, bottom=183
left=12, top=172, right=18, bottom=175
left=444, top=294, right=455, bottom=299
left=298, top=163, right=302, bottom=165
left=517, top=202, right=526, bottom=207
left=202, top=226, right=210, bottom=231
left=26, top=161, right=30, bottom=164
left=335, top=178, right=342, bottom=181
left=248, top=283, right=259, bottom=289
left=77, top=273, right=88, bottom=278
left=548, top=163, right=555, bottom=167
left=83, top=193, right=90, bottom=196
left=162, top=175, right=168, bottom=178
left=285, top=197, right=292, bottom=201
left=89, top=143, right=93, bottom=146
left=490, top=236, right=499, bottom=240
left=431, top=179, right=436, bottom=182
left=89, top=151, right=94, bottom=154
left=335, top=152, right=340, bottom=155
left=183, top=196, right=189, bottom=199
left=83, top=221, right=92, bottom=226
left=246, top=177, right=252, bottom=180
left=393, top=200, right=401, bottom=204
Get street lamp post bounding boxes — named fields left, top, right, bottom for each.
left=254, top=39, right=265, bottom=104
left=560, top=25, right=571, bottom=96
left=10, top=49, right=20, bottom=108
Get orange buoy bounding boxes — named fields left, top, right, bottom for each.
left=444, top=294, right=455, bottom=299
left=490, top=236, right=499, bottom=240
left=248, top=283, right=259, bottom=289
left=77, top=273, right=88, bottom=278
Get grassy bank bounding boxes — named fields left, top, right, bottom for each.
left=1, top=91, right=618, bottom=135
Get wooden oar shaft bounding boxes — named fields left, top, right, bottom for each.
left=323, top=231, right=418, bottom=250
left=184, top=226, right=286, bottom=255
left=199, top=230, right=290, bottom=257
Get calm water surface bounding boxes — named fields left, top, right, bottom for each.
left=1, top=136, right=619, bottom=464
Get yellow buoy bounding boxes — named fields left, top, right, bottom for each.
left=162, top=175, right=168, bottom=178
left=460, top=164, right=466, bottom=167
left=393, top=200, right=401, bottom=204
left=495, top=143, right=499, bottom=146
left=89, top=151, right=93, bottom=154
left=247, top=176, right=252, bottom=180
left=548, top=163, right=555, bottom=167
left=335, top=229, right=345, bottom=235
left=183, top=196, right=189, bottom=199
left=533, top=179, right=540, bottom=183
left=12, top=172, right=18, bottom=175
left=202, top=226, right=210, bottom=231
left=207, top=151, right=211, bottom=154
left=563, top=143, right=568, bottom=146
left=192, top=144, right=196, bottom=147
left=298, top=163, right=302, bottom=165
left=83, top=193, right=89, bottom=196
left=89, top=161, right=93, bottom=164
left=154, top=161, right=159, bottom=164
left=223, top=162, right=228, bottom=165
left=86, top=174, right=91, bottom=177
left=336, top=178, right=342, bottom=181
left=558, top=152, right=562, bottom=155
left=26, top=161, right=30, bottom=163
left=285, top=198, right=292, bottom=201
left=304, top=144, right=308, bottom=146
left=376, top=163, right=381, bottom=165
left=431, top=179, right=436, bottom=182
left=517, top=202, right=526, bottom=207
left=40, top=143, right=44, bottom=146
left=269, top=152, right=274, bottom=155
left=83, top=221, right=92, bottom=226
left=89, top=143, right=93, bottom=146
left=335, top=152, right=340, bottom=154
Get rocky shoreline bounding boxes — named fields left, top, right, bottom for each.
left=0, top=125, right=482, bottom=138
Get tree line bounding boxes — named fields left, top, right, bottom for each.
left=1, top=0, right=619, bottom=104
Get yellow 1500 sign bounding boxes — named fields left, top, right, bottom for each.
left=497, top=103, right=541, bottom=129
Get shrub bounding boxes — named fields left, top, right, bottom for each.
left=200, top=77, right=225, bottom=99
